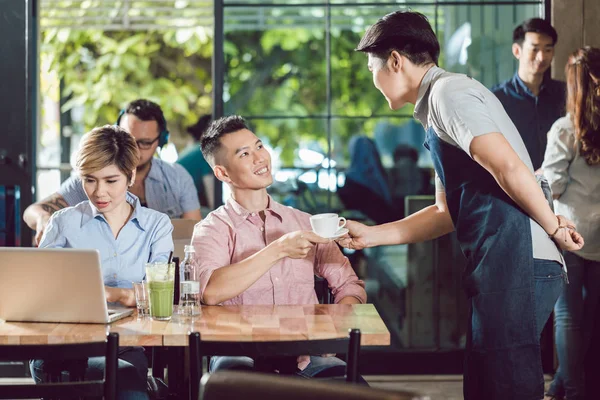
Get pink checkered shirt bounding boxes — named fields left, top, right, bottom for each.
left=192, top=196, right=366, bottom=306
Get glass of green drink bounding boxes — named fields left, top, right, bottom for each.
left=146, top=262, right=175, bottom=321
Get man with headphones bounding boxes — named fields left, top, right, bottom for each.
left=24, top=99, right=201, bottom=245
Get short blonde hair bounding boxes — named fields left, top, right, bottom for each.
left=76, top=125, right=139, bottom=182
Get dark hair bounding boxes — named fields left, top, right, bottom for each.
left=187, top=114, right=213, bottom=141
left=355, top=11, right=440, bottom=66
left=513, top=18, right=558, bottom=46
left=566, top=46, right=600, bottom=166
left=393, top=144, right=419, bottom=164
left=123, top=99, right=167, bottom=133
left=200, top=115, right=250, bottom=164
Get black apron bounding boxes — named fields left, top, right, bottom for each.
left=424, top=126, right=544, bottom=400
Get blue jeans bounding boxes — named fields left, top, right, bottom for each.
left=209, top=355, right=347, bottom=378
left=547, top=253, right=600, bottom=400
left=534, top=259, right=566, bottom=338
left=30, top=346, right=149, bottom=400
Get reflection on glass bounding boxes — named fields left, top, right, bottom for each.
left=224, top=6, right=326, bottom=117
left=439, top=4, right=541, bottom=87
left=36, top=170, right=61, bottom=202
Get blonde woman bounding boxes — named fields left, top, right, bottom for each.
left=33, top=125, right=174, bottom=400
left=543, top=46, right=600, bottom=400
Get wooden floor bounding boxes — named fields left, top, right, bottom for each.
left=0, top=374, right=555, bottom=399
left=367, top=374, right=555, bottom=400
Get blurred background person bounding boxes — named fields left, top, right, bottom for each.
left=388, top=143, right=428, bottom=218
left=177, top=114, right=215, bottom=211
left=337, top=136, right=398, bottom=224
left=543, top=46, right=600, bottom=400
left=492, top=18, right=565, bottom=171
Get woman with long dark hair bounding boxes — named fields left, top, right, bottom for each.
left=544, top=46, right=600, bottom=400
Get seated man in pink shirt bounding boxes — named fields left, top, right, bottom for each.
left=191, top=115, right=367, bottom=379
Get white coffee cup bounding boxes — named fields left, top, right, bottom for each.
left=310, top=213, right=347, bottom=237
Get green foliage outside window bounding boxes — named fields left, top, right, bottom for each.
left=41, top=28, right=213, bottom=144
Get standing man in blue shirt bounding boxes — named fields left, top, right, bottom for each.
left=24, top=99, right=201, bottom=244
left=492, top=18, right=566, bottom=171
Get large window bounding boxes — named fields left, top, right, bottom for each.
left=216, top=0, right=546, bottom=372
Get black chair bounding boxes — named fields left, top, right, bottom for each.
left=199, top=371, right=424, bottom=400
left=314, top=275, right=333, bottom=304
left=189, top=329, right=362, bottom=400
left=0, top=332, right=118, bottom=400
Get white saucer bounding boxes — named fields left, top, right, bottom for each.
left=315, top=228, right=349, bottom=239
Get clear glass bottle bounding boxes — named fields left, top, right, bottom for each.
left=178, top=245, right=200, bottom=316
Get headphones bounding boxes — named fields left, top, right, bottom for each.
left=116, top=109, right=170, bottom=148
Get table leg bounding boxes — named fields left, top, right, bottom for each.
left=166, top=346, right=188, bottom=400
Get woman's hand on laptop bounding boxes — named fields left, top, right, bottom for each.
left=105, top=286, right=136, bottom=307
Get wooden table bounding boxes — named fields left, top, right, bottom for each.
left=0, top=304, right=390, bottom=347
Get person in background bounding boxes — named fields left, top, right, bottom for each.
left=337, top=136, right=398, bottom=224
left=492, top=18, right=566, bottom=171
left=338, top=10, right=584, bottom=400
left=192, top=115, right=366, bottom=378
left=24, top=99, right=201, bottom=245
left=32, top=125, right=174, bottom=400
left=542, top=46, right=600, bottom=400
left=177, top=114, right=215, bottom=210
left=388, top=144, right=427, bottom=218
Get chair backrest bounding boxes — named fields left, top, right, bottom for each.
left=314, top=275, right=333, bottom=304
left=171, top=218, right=199, bottom=240
left=171, top=218, right=198, bottom=260
left=173, top=238, right=191, bottom=261
left=189, top=329, right=361, bottom=400
left=0, top=332, right=119, bottom=400
left=199, top=371, right=426, bottom=400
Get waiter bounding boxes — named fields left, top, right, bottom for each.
left=339, top=11, right=584, bottom=400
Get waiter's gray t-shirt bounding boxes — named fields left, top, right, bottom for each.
left=414, top=66, right=562, bottom=264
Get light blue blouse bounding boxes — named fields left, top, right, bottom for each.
left=39, top=192, right=174, bottom=288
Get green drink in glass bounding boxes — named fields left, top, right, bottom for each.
left=146, top=262, right=175, bottom=321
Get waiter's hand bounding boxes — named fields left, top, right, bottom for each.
left=336, top=220, right=370, bottom=250
left=551, top=215, right=584, bottom=251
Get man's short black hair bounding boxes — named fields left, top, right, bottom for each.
left=187, top=114, right=213, bottom=142
left=513, top=18, right=558, bottom=46
left=123, top=99, right=167, bottom=133
left=355, top=10, right=440, bottom=66
left=200, top=115, right=250, bottom=165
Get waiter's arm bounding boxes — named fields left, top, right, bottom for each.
left=338, top=181, right=455, bottom=249
left=470, top=132, right=566, bottom=236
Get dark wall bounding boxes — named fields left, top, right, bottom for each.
left=0, top=0, right=38, bottom=247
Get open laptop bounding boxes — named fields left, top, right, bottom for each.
left=0, top=247, right=134, bottom=324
